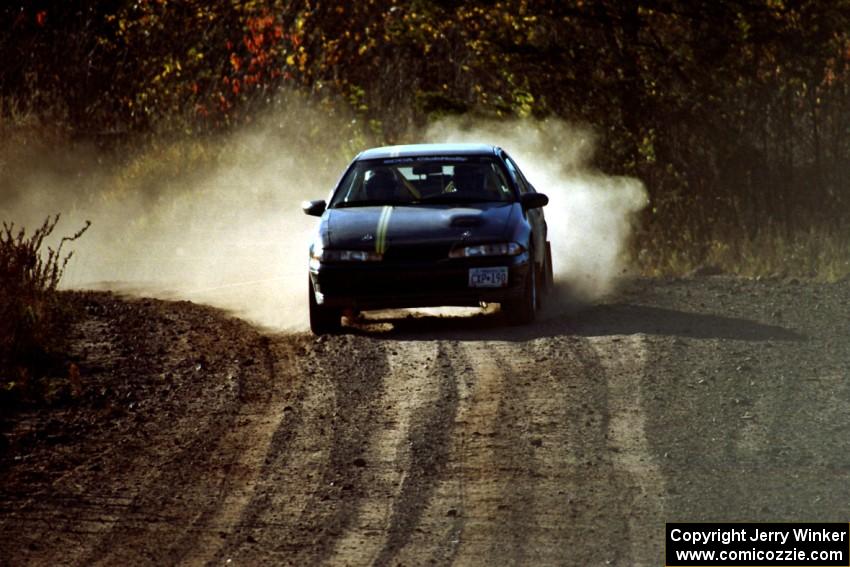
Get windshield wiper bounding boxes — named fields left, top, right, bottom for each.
left=419, top=194, right=506, bottom=204
left=333, top=200, right=407, bottom=208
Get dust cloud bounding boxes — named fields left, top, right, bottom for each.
left=426, top=118, right=648, bottom=303
left=2, top=112, right=645, bottom=330
left=1, top=105, right=345, bottom=330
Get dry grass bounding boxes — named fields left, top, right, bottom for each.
left=636, top=220, right=850, bottom=281
left=0, top=215, right=89, bottom=403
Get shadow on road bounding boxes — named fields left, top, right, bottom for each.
left=348, top=302, right=804, bottom=343
left=569, top=303, right=803, bottom=341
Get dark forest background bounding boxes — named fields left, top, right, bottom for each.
left=2, top=0, right=850, bottom=276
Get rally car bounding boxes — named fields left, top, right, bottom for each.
left=302, top=143, right=552, bottom=334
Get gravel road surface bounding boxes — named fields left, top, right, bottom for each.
left=1, top=276, right=848, bottom=566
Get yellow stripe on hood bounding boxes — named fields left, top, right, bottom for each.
left=376, top=205, right=393, bottom=254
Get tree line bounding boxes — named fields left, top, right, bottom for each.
left=3, top=0, right=849, bottom=264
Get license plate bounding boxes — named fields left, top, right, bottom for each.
left=468, top=267, right=508, bottom=288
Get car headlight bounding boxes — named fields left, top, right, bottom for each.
left=311, top=247, right=383, bottom=263
left=449, top=242, right=524, bottom=258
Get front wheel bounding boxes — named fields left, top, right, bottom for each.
left=308, top=277, right=341, bottom=334
left=504, top=260, right=537, bottom=326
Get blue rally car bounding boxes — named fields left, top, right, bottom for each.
left=302, top=143, right=553, bottom=333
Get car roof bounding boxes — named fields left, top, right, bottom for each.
left=356, top=143, right=500, bottom=160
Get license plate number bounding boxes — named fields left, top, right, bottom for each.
left=468, top=267, right=508, bottom=288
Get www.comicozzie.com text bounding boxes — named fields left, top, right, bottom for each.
left=670, top=527, right=848, bottom=546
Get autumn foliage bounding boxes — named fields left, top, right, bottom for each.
left=2, top=1, right=850, bottom=275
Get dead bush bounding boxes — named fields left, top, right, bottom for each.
left=0, top=215, right=89, bottom=403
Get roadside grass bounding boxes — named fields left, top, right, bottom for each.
left=636, top=219, right=850, bottom=281
left=0, top=215, right=89, bottom=406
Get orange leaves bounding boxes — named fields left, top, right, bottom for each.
left=822, top=66, right=836, bottom=87
left=244, top=14, right=273, bottom=53
left=247, top=14, right=274, bottom=34
left=210, top=6, right=299, bottom=119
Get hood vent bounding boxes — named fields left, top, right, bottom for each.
left=449, top=215, right=483, bottom=227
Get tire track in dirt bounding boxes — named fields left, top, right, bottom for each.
left=316, top=330, right=665, bottom=566
left=211, top=335, right=391, bottom=566
left=80, top=336, right=298, bottom=566
left=499, top=335, right=616, bottom=566
left=207, top=336, right=337, bottom=566
left=370, top=341, right=462, bottom=566
left=448, top=340, right=539, bottom=567
left=588, top=333, right=666, bottom=566
left=451, top=333, right=658, bottom=566
left=547, top=334, right=664, bottom=566
left=325, top=340, right=442, bottom=565
left=178, top=336, right=306, bottom=566
left=280, top=336, right=388, bottom=566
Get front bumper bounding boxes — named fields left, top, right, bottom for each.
left=310, top=253, right=531, bottom=310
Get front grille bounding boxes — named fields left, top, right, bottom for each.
left=320, top=269, right=465, bottom=296
left=381, top=243, right=452, bottom=263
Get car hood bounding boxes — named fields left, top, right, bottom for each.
left=325, top=202, right=515, bottom=249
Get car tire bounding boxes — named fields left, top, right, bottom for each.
left=504, top=257, right=537, bottom=326
left=308, top=278, right=341, bottom=334
left=544, top=241, right=554, bottom=291
left=533, top=244, right=553, bottom=310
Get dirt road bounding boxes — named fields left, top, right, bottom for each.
left=2, top=277, right=849, bottom=566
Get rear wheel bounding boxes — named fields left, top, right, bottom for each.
left=308, top=278, right=341, bottom=334
left=504, top=257, right=537, bottom=326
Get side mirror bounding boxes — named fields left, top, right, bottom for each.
left=302, top=199, right=327, bottom=217
left=520, top=192, right=549, bottom=211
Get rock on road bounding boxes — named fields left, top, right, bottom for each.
left=1, top=277, right=848, bottom=566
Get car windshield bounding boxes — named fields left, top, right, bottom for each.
left=329, top=156, right=515, bottom=208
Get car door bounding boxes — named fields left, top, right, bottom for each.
left=501, top=152, right=547, bottom=267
